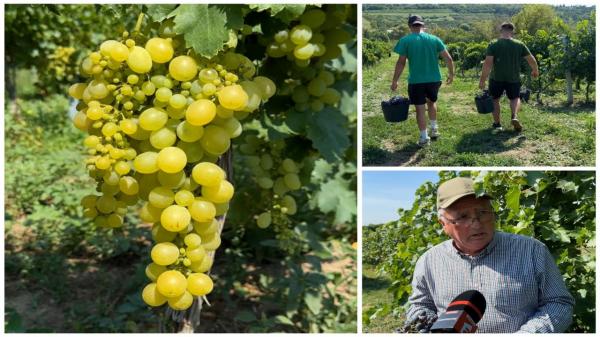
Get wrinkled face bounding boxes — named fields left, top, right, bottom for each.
left=439, top=195, right=495, bottom=255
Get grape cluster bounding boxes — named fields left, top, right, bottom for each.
left=239, top=135, right=300, bottom=229
left=49, top=46, right=76, bottom=82
left=70, top=25, right=275, bottom=311
left=396, top=311, right=438, bottom=333
left=265, top=7, right=353, bottom=67
left=289, top=68, right=342, bottom=112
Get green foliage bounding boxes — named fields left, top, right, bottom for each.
left=4, top=5, right=137, bottom=96
left=363, top=38, right=391, bottom=67
left=512, top=4, right=558, bottom=36
left=363, top=171, right=595, bottom=332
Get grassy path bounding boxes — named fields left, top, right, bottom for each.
left=362, top=264, right=404, bottom=333
left=362, top=56, right=595, bottom=166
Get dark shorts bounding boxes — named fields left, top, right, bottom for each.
left=408, top=81, right=442, bottom=105
left=489, top=79, right=520, bottom=100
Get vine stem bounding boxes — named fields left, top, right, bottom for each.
left=134, top=12, right=145, bottom=35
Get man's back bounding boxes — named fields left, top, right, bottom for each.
left=394, top=32, right=445, bottom=84
left=487, top=38, right=531, bottom=83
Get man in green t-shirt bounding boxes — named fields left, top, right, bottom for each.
left=391, top=15, right=454, bottom=147
left=479, top=22, right=539, bottom=133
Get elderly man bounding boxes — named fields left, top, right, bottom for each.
left=390, top=15, right=454, bottom=147
left=405, top=177, right=574, bottom=333
left=479, top=22, right=539, bottom=133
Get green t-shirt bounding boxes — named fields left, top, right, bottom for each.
left=486, top=38, right=531, bottom=83
left=394, top=32, right=446, bottom=84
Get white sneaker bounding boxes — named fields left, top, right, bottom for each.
left=417, top=137, right=431, bottom=147
left=511, top=119, right=522, bottom=132
left=430, top=127, right=440, bottom=140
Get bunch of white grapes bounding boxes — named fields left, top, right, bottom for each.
left=70, top=27, right=275, bottom=311
left=265, top=7, right=352, bottom=66
left=289, top=68, right=342, bottom=112
left=239, top=135, right=300, bottom=229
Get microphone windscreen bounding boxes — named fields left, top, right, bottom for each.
left=447, top=290, right=486, bottom=322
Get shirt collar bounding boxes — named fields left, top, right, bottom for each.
left=450, top=231, right=500, bottom=258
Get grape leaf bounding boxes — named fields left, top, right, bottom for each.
left=262, top=113, right=297, bottom=140
left=334, top=79, right=357, bottom=120
left=306, top=108, right=350, bottom=162
left=284, top=109, right=310, bottom=134
left=314, top=179, right=356, bottom=224
left=214, top=4, right=244, bottom=30
left=249, top=4, right=287, bottom=15
left=310, top=159, right=333, bottom=184
left=170, top=4, right=230, bottom=58
left=327, top=42, right=357, bottom=74
left=557, top=180, right=579, bottom=193
left=505, top=184, right=520, bottom=214
left=274, top=315, right=295, bottom=326
left=304, top=291, right=323, bottom=315
left=249, top=5, right=306, bottom=22
left=274, top=5, right=307, bottom=23
left=145, top=4, right=177, bottom=22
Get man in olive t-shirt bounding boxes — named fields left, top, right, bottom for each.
left=479, top=22, right=539, bottom=133
left=391, top=15, right=454, bottom=147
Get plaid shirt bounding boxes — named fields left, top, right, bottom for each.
left=407, top=231, right=575, bottom=332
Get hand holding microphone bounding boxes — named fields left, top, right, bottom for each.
left=430, top=290, right=487, bottom=333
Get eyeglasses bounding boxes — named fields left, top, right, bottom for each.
left=441, top=209, right=495, bottom=227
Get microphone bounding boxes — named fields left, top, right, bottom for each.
left=430, top=290, right=486, bottom=333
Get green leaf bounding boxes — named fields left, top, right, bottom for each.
left=557, top=180, right=579, bottom=193
left=235, top=310, right=256, bottom=323
left=554, top=227, right=571, bottom=243
left=333, top=79, right=357, bottom=120
left=306, top=108, right=350, bottom=162
left=315, top=179, right=356, bottom=224
left=249, top=4, right=287, bottom=15
left=310, top=159, right=333, bottom=184
left=304, top=291, right=323, bottom=315
left=145, top=4, right=177, bottom=22
left=578, top=289, right=587, bottom=299
left=262, top=113, right=297, bottom=140
left=171, top=5, right=230, bottom=58
left=250, top=5, right=306, bottom=22
left=214, top=4, right=244, bottom=30
left=274, top=315, right=295, bottom=326
left=285, top=109, right=310, bottom=134
left=505, top=185, right=520, bottom=214
left=328, top=42, right=357, bottom=74
left=525, top=171, right=546, bottom=187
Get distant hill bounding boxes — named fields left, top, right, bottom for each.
left=363, top=4, right=595, bottom=30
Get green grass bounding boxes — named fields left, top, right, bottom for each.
left=362, top=56, right=595, bottom=166
left=362, top=264, right=404, bottom=333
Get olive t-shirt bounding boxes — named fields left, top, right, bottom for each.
left=486, top=38, right=531, bottom=83
left=394, top=32, right=446, bottom=84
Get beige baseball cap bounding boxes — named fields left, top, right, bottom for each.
left=437, top=177, right=491, bottom=209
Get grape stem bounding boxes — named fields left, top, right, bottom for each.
left=134, top=12, right=145, bottom=35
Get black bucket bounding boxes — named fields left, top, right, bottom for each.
left=381, top=96, right=410, bottom=122
left=475, top=91, right=494, bottom=114
left=519, top=87, right=531, bottom=103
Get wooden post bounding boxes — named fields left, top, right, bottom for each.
left=563, top=35, right=573, bottom=106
